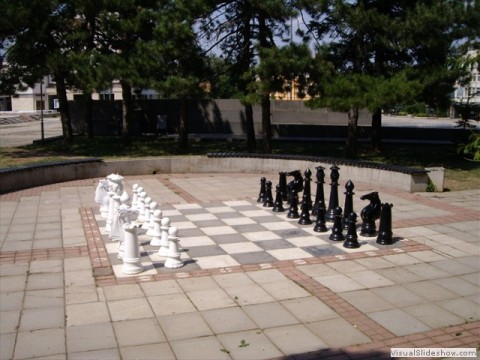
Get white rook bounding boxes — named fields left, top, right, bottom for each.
left=120, top=208, right=143, bottom=275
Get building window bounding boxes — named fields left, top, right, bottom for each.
left=100, top=93, right=114, bottom=100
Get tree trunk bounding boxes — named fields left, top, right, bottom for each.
left=178, top=97, right=188, bottom=150
left=346, top=106, right=359, bottom=158
left=121, top=81, right=133, bottom=144
left=258, top=12, right=272, bottom=154
left=371, top=107, right=382, bottom=153
left=55, top=74, right=73, bottom=144
left=261, top=94, right=272, bottom=153
left=84, top=92, right=94, bottom=138
left=245, top=104, right=256, bottom=152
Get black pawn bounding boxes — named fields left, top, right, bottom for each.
left=272, top=185, right=285, bottom=212
left=313, top=200, right=328, bottom=232
left=344, top=212, right=360, bottom=249
left=257, top=177, right=266, bottom=203
left=298, top=194, right=312, bottom=225
left=325, top=165, right=340, bottom=222
left=312, top=166, right=325, bottom=216
left=329, top=207, right=344, bottom=241
left=302, top=168, right=313, bottom=212
left=278, top=172, right=288, bottom=201
left=287, top=189, right=300, bottom=219
left=263, top=181, right=274, bottom=207
left=343, top=180, right=355, bottom=230
left=377, top=203, right=394, bottom=245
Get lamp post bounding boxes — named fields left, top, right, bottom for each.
left=40, top=79, right=45, bottom=141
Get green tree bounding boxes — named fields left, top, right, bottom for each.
left=303, top=0, right=474, bottom=157
left=200, top=0, right=296, bottom=153
left=1, top=0, right=78, bottom=143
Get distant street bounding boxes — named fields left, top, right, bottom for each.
left=0, top=116, right=63, bottom=147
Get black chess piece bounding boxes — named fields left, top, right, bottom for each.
left=286, top=170, right=304, bottom=204
left=272, top=185, right=285, bottom=212
left=344, top=212, right=360, bottom=248
left=257, top=177, right=266, bottom=203
left=287, top=189, right=300, bottom=219
left=278, top=172, right=288, bottom=202
left=377, top=203, right=394, bottom=245
left=329, top=206, right=344, bottom=241
left=313, top=200, right=328, bottom=232
left=302, top=168, right=313, bottom=212
left=325, top=165, right=340, bottom=222
left=298, top=194, right=312, bottom=225
left=312, top=166, right=325, bottom=216
left=360, top=191, right=381, bottom=236
left=343, top=180, right=355, bottom=230
left=263, top=181, right=274, bottom=207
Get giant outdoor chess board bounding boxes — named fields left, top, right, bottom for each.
left=95, top=199, right=406, bottom=278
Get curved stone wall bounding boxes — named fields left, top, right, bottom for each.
left=0, top=155, right=435, bottom=194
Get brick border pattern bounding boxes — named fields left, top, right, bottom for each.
left=0, top=246, right=88, bottom=264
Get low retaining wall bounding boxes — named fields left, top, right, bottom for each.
left=0, top=155, right=438, bottom=194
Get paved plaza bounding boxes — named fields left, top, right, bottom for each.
left=0, top=172, right=479, bottom=359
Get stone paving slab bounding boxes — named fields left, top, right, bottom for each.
left=0, top=173, right=478, bottom=359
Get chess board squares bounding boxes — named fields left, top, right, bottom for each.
left=267, top=248, right=314, bottom=261
left=331, top=242, right=379, bottom=253
left=173, top=203, right=203, bottom=210
left=193, top=254, right=240, bottom=269
left=240, top=209, right=275, bottom=218
left=230, top=251, right=279, bottom=265
left=243, top=231, right=281, bottom=242
left=218, top=242, right=264, bottom=254
left=303, top=245, right=345, bottom=257
left=204, top=206, right=237, bottom=214
left=222, top=217, right=257, bottom=226
left=223, top=200, right=254, bottom=207
left=201, top=225, right=237, bottom=236
left=185, top=213, right=218, bottom=222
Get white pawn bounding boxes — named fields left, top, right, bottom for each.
left=146, top=202, right=158, bottom=236
left=137, top=191, right=147, bottom=222
left=131, top=184, right=139, bottom=208
left=149, top=209, right=163, bottom=246
left=164, top=227, right=183, bottom=269
left=142, top=197, right=152, bottom=230
left=133, top=186, right=144, bottom=210
left=158, top=217, right=171, bottom=256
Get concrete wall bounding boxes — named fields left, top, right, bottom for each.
left=0, top=156, right=431, bottom=194
left=68, top=99, right=371, bottom=136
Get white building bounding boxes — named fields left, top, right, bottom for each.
left=451, top=50, right=480, bottom=117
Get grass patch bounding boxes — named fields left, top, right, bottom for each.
left=1, top=136, right=478, bottom=191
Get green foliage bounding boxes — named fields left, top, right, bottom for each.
left=457, top=131, right=480, bottom=161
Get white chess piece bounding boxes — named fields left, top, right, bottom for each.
left=142, top=197, right=152, bottom=229
left=158, top=217, right=171, bottom=256
left=109, top=195, right=123, bottom=242
left=105, top=190, right=115, bottom=233
left=164, top=226, right=183, bottom=269
left=137, top=191, right=147, bottom=222
left=119, top=208, right=143, bottom=274
left=146, top=202, right=158, bottom=236
left=131, top=184, right=139, bottom=208
left=106, top=174, right=125, bottom=233
left=149, top=209, right=163, bottom=246
left=95, top=179, right=110, bottom=219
